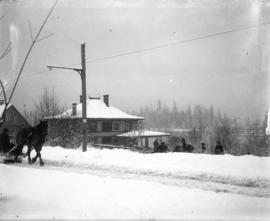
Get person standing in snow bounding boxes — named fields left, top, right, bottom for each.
left=201, top=142, right=206, bottom=153
left=214, top=141, right=224, bottom=155
left=159, top=142, right=168, bottom=152
left=153, top=139, right=159, bottom=152
left=173, top=143, right=181, bottom=152
left=181, top=138, right=187, bottom=152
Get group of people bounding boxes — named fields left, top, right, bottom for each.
left=153, top=140, right=168, bottom=153
left=187, top=139, right=224, bottom=154
left=173, top=138, right=194, bottom=153
left=178, top=138, right=224, bottom=154
left=153, top=137, right=224, bottom=155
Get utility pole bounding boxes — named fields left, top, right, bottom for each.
left=81, top=43, right=87, bottom=152
left=47, top=42, right=88, bottom=152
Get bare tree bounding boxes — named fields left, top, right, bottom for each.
left=0, top=0, right=58, bottom=126
left=24, top=87, right=65, bottom=125
left=35, top=87, right=64, bottom=118
left=0, top=41, right=12, bottom=61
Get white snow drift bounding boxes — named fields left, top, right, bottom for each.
left=40, top=146, right=270, bottom=188
left=1, top=146, right=270, bottom=220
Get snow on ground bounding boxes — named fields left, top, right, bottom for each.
left=42, top=146, right=270, bottom=191
left=1, top=163, right=270, bottom=220
left=1, top=146, right=270, bottom=220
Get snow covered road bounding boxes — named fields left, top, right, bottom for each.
left=1, top=163, right=270, bottom=220
left=1, top=146, right=270, bottom=220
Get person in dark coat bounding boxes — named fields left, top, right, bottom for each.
left=153, top=139, right=159, bottom=152
left=0, top=128, right=15, bottom=154
left=215, top=141, right=224, bottom=155
left=159, top=142, right=168, bottom=152
left=173, top=143, right=181, bottom=152
left=201, top=142, right=206, bottom=153
left=181, top=138, right=187, bottom=152
left=186, top=143, right=194, bottom=152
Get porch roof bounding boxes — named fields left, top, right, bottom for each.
left=116, top=130, right=170, bottom=138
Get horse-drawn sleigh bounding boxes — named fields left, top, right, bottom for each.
left=0, top=120, right=48, bottom=166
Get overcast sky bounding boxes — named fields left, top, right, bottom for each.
left=0, top=0, right=269, bottom=119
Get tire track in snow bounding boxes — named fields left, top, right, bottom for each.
left=4, top=160, right=270, bottom=198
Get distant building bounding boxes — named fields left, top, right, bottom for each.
left=0, top=101, right=31, bottom=139
left=116, top=130, right=170, bottom=148
left=47, top=95, right=170, bottom=147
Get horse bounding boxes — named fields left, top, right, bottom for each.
left=14, top=120, right=48, bottom=166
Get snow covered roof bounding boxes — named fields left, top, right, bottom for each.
left=51, top=99, right=144, bottom=120
left=117, top=130, right=170, bottom=138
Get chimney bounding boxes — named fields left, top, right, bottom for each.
left=0, top=100, right=4, bottom=105
left=72, top=103, right=77, bottom=116
left=103, top=95, right=109, bottom=107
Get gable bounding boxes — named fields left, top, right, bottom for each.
left=1, top=105, right=31, bottom=127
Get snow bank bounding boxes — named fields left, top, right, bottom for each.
left=40, top=146, right=270, bottom=188
left=1, top=164, right=270, bottom=220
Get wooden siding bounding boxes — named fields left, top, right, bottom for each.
left=47, top=118, right=141, bottom=145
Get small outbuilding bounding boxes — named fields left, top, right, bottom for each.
left=116, top=130, right=170, bottom=148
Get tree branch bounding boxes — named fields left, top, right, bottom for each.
left=36, top=33, right=54, bottom=43
left=28, top=20, right=34, bottom=42
left=0, top=41, right=12, bottom=60
left=8, top=0, right=58, bottom=105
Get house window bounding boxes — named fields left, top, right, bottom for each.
left=113, top=122, right=120, bottom=131
left=102, top=121, right=112, bottom=132
left=88, top=121, right=97, bottom=132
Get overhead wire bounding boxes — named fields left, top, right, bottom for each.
left=84, top=20, right=270, bottom=64
left=8, top=19, right=270, bottom=81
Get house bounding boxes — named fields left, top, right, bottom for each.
left=0, top=101, right=31, bottom=139
left=47, top=95, right=170, bottom=147
left=46, top=95, right=144, bottom=144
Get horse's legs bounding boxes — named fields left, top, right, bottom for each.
left=31, top=151, right=38, bottom=164
left=26, top=145, right=32, bottom=164
left=13, top=144, right=24, bottom=162
left=31, top=145, right=44, bottom=166
left=38, top=151, right=44, bottom=166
